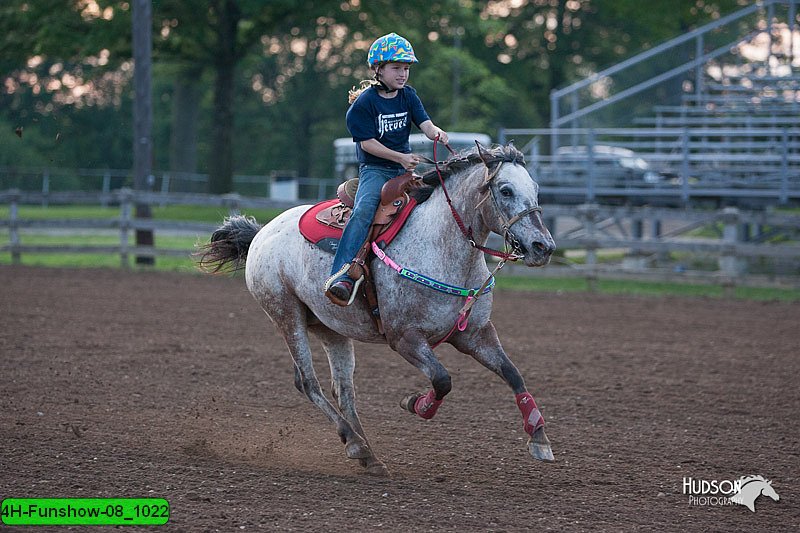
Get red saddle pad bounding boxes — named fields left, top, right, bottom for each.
left=298, top=199, right=344, bottom=254
left=298, top=197, right=418, bottom=255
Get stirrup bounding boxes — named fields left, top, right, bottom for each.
left=324, top=264, right=363, bottom=306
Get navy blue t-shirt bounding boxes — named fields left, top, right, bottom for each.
left=346, top=85, right=430, bottom=167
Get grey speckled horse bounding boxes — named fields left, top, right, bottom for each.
left=199, top=143, right=556, bottom=475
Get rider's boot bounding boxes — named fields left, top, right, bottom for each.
left=324, top=263, right=363, bottom=306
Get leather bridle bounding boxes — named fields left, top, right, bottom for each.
left=431, top=139, right=542, bottom=261
left=480, top=160, right=543, bottom=259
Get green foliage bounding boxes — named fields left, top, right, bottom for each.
left=0, top=119, right=48, bottom=167
left=0, top=0, right=750, bottom=187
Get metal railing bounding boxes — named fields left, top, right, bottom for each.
left=549, top=0, right=799, bottom=150
left=498, top=127, right=800, bottom=206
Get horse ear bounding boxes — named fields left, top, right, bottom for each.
left=475, top=140, right=491, bottom=166
left=505, top=139, right=525, bottom=164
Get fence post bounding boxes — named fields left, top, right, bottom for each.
left=549, top=90, right=559, bottom=156
left=317, top=179, right=326, bottom=201
left=719, top=207, right=744, bottom=295
left=9, top=189, right=21, bottom=265
left=102, top=171, right=111, bottom=207
left=694, top=34, right=704, bottom=104
left=586, top=129, right=596, bottom=203
left=160, top=173, right=170, bottom=207
left=579, top=203, right=599, bottom=292
left=119, top=188, right=132, bottom=268
left=623, top=208, right=648, bottom=270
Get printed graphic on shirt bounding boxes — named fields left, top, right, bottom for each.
left=377, top=112, right=408, bottom=138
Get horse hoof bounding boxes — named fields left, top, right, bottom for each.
left=345, top=441, right=372, bottom=460
left=367, top=464, right=389, bottom=477
left=400, top=393, right=422, bottom=414
left=360, top=458, right=390, bottom=477
left=527, top=428, right=555, bottom=462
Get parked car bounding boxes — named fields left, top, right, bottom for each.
left=548, top=145, right=664, bottom=186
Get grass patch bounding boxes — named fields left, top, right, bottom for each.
left=3, top=245, right=798, bottom=301
left=0, top=204, right=284, bottom=224
left=0, top=231, right=204, bottom=248
left=0, top=230, right=203, bottom=272
left=495, top=274, right=800, bottom=301
left=0, top=205, right=119, bottom=220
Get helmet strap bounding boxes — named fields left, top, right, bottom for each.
left=374, top=66, right=397, bottom=94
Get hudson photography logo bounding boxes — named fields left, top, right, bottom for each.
left=682, top=475, right=780, bottom=512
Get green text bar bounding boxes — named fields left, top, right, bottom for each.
left=1, top=498, right=169, bottom=526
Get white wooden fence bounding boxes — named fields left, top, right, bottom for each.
left=2, top=188, right=799, bottom=288
left=0, top=189, right=297, bottom=268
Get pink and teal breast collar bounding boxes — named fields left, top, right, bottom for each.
left=371, top=242, right=495, bottom=297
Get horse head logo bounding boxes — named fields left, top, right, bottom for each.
left=729, top=475, right=780, bottom=512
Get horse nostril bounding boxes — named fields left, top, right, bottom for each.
left=533, top=241, right=555, bottom=255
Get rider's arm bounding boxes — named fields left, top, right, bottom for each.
left=360, top=139, right=418, bottom=171
left=419, top=120, right=449, bottom=145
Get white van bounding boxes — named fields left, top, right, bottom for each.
left=334, top=132, right=492, bottom=180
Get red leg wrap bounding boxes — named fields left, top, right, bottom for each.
left=515, top=392, right=544, bottom=436
left=414, top=390, right=443, bottom=420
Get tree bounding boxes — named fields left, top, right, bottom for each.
left=0, top=0, right=751, bottom=186
left=0, top=1, right=134, bottom=169
left=155, top=0, right=344, bottom=193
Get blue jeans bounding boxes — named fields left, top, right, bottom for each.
left=330, top=164, right=406, bottom=276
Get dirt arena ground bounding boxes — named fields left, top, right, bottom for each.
left=1, top=265, right=798, bottom=531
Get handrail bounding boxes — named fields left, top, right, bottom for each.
left=550, top=0, right=799, bottom=129
left=550, top=2, right=765, bottom=99
left=552, top=32, right=761, bottom=127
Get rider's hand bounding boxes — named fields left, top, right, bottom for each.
left=434, top=128, right=449, bottom=145
left=399, top=152, right=420, bottom=171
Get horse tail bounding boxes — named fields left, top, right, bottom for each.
left=196, top=215, right=262, bottom=273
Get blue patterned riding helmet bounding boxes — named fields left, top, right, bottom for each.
left=367, top=33, right=419, bottom=67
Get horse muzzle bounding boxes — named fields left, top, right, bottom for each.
left=520, top=237, right=556, bottom=267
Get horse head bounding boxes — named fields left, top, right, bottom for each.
left=731, top=475, right=780, bottom=512
left=474, top=142, right=556, bottom=267
left=759, top=478, right=780, bottom=502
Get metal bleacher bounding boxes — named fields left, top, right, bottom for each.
left=500, top=0, right=800, bottom=209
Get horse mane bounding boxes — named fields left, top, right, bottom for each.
left=739, top=475, right=770, bottom=485
left=412, top=143, right=526, bottom=204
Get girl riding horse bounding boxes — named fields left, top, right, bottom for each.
left=325, top=32, right=449, bottom=306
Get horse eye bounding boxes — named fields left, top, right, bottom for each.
left=499, top=185, right=514, bottom=198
